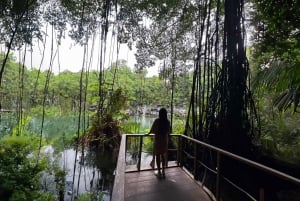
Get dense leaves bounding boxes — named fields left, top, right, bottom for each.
left=0, top=0, right=43, bottom=48
left=249, top=0, right=300, bottom=163
left=251, top=0, right=300, bottom=112
left=0, top=56, right=192, bottom=113
left=0, top=0, right=298, bottom=185
left=0, top=136, right=56, bottom=201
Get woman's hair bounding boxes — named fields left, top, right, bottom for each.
left=159, top=108, right=168, bottom=120
left=158, top=108, right=169, bottom=134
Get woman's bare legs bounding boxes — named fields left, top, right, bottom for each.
left=150, top=139, right=155, bottom=169
left=156, top=154, right=161, bottom=177
left=150, top=147, right=155, bottom=169
left=161, top=153, right=166, bottom=178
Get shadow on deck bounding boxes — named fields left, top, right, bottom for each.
left=125, top=167, right=213, bottom=201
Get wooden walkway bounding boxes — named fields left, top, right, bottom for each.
left=112, top=135, right=300, bottom=201
left=125, top=167, right=213, bottom=201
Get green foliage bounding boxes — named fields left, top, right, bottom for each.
left=249, top=0, right=300, bottom=165
left=0, top=0, right=42, bottom=49
left=258, top=104, right=300, bottom=164
left=106, top=88, right=128, bottom=117
left=12, top=116, right=31, bottom=136
left=250, top=0, right=300, bottom=112
left=0, top=2, right=299, bottom=200
left=76, top=193, right=90, bottom=201
left=0, top=54, right=192, bottom=165
left=0, top=136, right=50, bottom=201
left=76, top=192, right=103, bottom=201
left=119, top=120, right=141, bottom=134
left=52, top=162, right=66, bottom=195
left=9, top=191, right=56, bottom=201
left=172, top=117, right=185, bottom=134
left=251, top=0, right=299, bottom=58
left=1, top=55, right=191, bottom=116
left=84, top=87, right=127, bottom=147
left=33, top=192, right=56, bottom=201
left=143, top=136, right=154, bottom=153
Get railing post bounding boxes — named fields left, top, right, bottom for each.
left=175, top=135, right=300, bottom=201
left=137, top=135, right=143, bottom=171
left=111, top=135, right=126, bottom=201
left=193, top=140, right=198, bottom=179
left=176, top=135, right=181, bottom=166
left=216, top=151, right=221, bottom=201
left=259, top=188, right=264, bottom=201
left=125, top=135, right=128, bottom=162
left=179, top=135, right=184, bottom=167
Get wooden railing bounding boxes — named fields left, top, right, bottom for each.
left=111, top=134, right=300, bottom=201
left=179, top=134, right=300, bottom=201
left=111, top=134, right=126, bottom=201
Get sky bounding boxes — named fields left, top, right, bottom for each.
left=13, top=25, right=158, bottom=77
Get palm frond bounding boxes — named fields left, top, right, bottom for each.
left=253, top=59, right=300, bottom=112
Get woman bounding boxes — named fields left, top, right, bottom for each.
left=148, top=108, right=171, bottom=178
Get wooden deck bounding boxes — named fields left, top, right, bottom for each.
left=125, top=167, right=213, bottom=201
left=112, top=135, right=300, bottom=201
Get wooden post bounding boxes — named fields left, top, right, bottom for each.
left=125, top=135, right=127, bottom=162
left=137, top=135, right=143, bottom=171
left=194, top=141, right=198, bottom=178
left=259, top=188, right=264, bottom=201
left=216, top=152, right=221, bottom=201
left=176, top=135, right=181, bottom=166
left=179, top=136, right=184, bottom=167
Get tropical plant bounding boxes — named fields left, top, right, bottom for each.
left=259, top=105, right=300, bottom=164
left=0, top=136, right=53, bottom=201
left=76, top=192, right=103, bottom=201
left=250, top=0, right=300, bottom=112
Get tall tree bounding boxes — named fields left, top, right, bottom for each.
left=0, top=0, right=43, bottom=86
left=206, top=0, right=256, bottom=154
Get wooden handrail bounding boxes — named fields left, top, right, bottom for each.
left=180, top=134, right=300, bottom=186
left=111, top=135, right=126, bottom=201
left=111, top=134, right=300, bottom=201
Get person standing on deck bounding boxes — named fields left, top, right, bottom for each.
left=148, top=108, right=171, bottom=179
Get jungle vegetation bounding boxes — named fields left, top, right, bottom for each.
left=0, top=53, right=191, bottom=200
left=0, top=0, right=299, bottom=200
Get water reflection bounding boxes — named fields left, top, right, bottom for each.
left=41, top=146, right=113, bottom=201
left=65, top=148, right=114, bottom=201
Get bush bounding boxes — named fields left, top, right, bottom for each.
left=0, top=136, right=50, bottom=201
left=260, top=110, right=300, bottom=164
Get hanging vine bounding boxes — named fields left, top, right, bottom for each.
left=183, top=0, right=259, bottom=157
left=38, top=24, right=57, bottom=158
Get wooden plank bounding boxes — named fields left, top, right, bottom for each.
left=126, top=161, right=178, bottom=172
left=111, top=135, right=126, bottom=201
left=125, top=167, right=213, bottom=201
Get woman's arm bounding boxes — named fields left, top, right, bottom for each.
left=149, top=118, right=159, bottom=134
